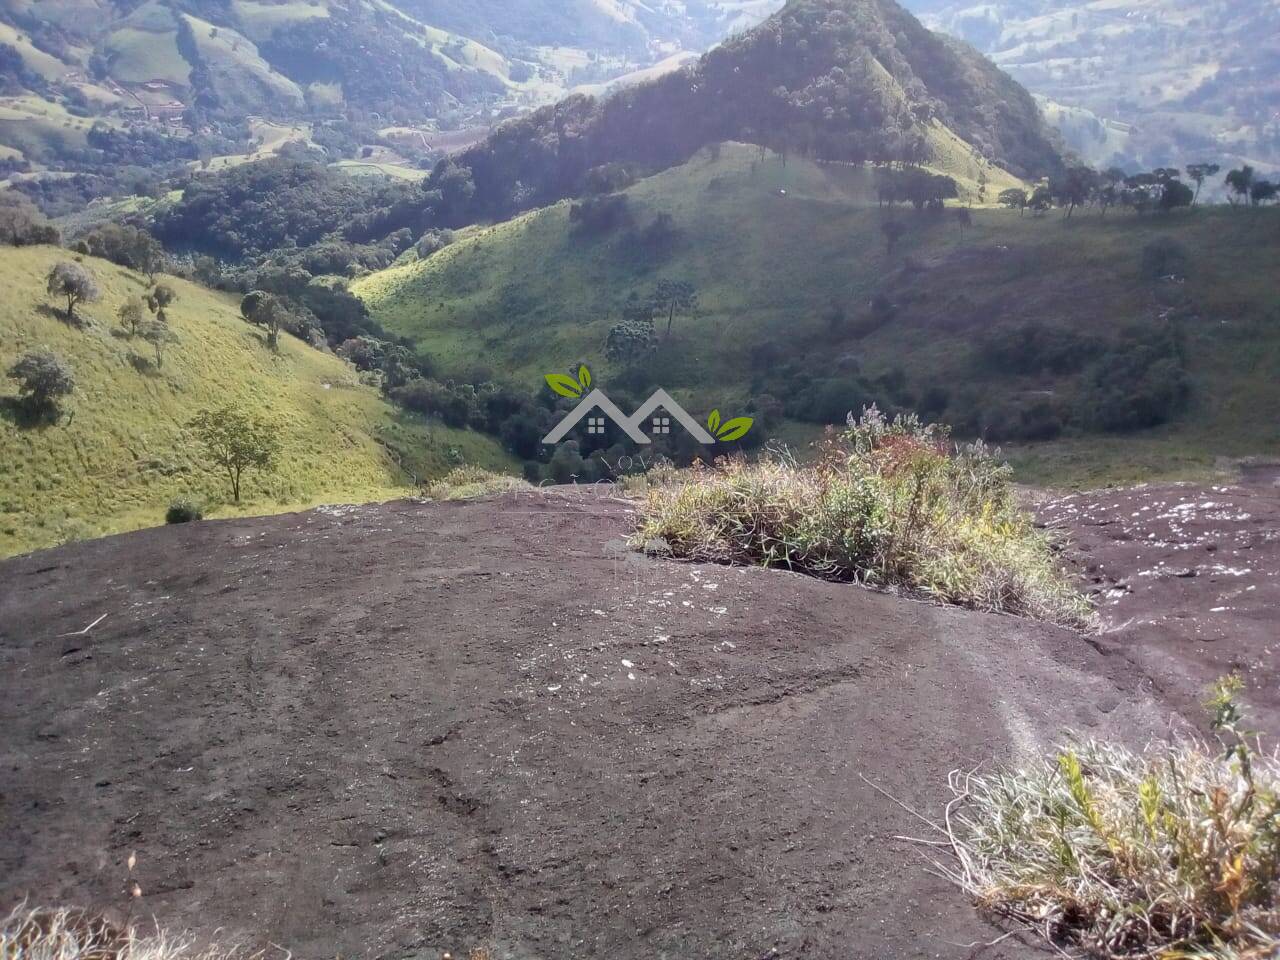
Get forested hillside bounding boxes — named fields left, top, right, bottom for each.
left=354, top=143, right=1280, bottom=485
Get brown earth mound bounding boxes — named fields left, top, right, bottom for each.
left=0, top=481, right=1273, bottom=959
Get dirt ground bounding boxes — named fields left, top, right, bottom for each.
left=1, top=477, right=1276, bottom=959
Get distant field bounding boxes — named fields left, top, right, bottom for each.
left=0, top=22, right=70, bottom=81
left=0, top=96, right=106, bottom=162
left=202, top=119, right=312, bottom=170
left=230, top=0, right=331, bottom=42
left=334, top=160, right=429, bottom=181
left=355, top=142, right=1280, bottom=488
left=0, top=246, right=515, bottom=557
left=183, top=13, right=306, bottom=112
left=101, top=25, right=190, bottom=85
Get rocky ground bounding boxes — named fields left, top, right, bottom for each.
left=1, top=474, right=1277, bottom=959
left=1039, top=463, right=1280, bottom=737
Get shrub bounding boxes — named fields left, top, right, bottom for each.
left=425, top=466, right=528, bottom=501
left=165, top=499, right=203, bottom=524
left=392, top=379, right=475, bottom=428
left=784, top=377, right=872, bottom=425
left=632, top=407, right=1088, bottom=626
left=0, top=904, right=269, bottom=960
left=415, top=228, right=454, bottom=259
left=569, top=194, right=632, bottom=236
left=1080, top=346, right=1190, bottom=433
left=941, top=677, right=1280, bottom=959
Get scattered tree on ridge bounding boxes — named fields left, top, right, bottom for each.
left=241, top=290, right=285, bottom=350
left=1185, top=163, right=1220, bottom=204
left=118, top=297, right=147, bottom=337
left=7, top=349, right=75, bottom=418
left=147, top=283, right=177, bottom=322
left=46, top=261, right=100, bottom=323
left=141, top=318, right=179, bottom=368
left=1250, top=180, right=1278, bottom=207
left=652, top=279, right=698, bottom=339
left=189, top=406, right=281, bottom=504
left=1051, top=166, right=1096, bottom=219
left=1225, top=166, right=1254, bottom=206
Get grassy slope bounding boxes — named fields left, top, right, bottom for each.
left=355, top=142, right=1280, bottom=487
left=0, top=246, right=515, bottom=557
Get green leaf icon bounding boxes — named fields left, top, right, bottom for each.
left=578, top=365, right=592, bottom=390
left=707, top=409, right=721, bottom=433
left=545, top=373, right=584, bottom=399
left=716, top=417, right=753, bottom=442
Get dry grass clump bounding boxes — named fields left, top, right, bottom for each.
left=941, top=678, right=1279, bottom=959
left=0, top=906, right=251, bottom=960
left=632, top=407, right=1089, bottom=626
left=424, top=465, right=529, bottom=501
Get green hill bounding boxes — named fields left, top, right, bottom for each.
left=0, top=245, right=514, bottom=557
left=419, top=0, right=1060, bottom=230
left=355, top=142, right=1280, bottom=486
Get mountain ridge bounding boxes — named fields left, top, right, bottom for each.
left=412, top=0, right=1060, bottom=229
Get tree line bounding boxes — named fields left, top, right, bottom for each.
left=996, top=163, right=1277, bottom=218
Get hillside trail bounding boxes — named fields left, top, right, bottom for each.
left=2, top=478, right=1275, bottom=959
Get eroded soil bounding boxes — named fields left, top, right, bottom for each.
left=1, top=478, right=1276, bottom=959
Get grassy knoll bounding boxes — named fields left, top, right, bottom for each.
left=355, top=143, right=1280, bottom=487
left=0, top=246, right=515, bottom=557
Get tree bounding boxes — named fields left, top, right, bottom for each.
left=118, top=297, right=147, bottom=336
left=1050, top=166, right=1095, bottom=219
left=652, top=279, right=697, bottom=338
left=147, top=284, right=177, bottom=322
left=7, top=349, right=74, bottom=416
left=1095, top=167, right=1125, bottom=216
left=1159, top=179, right=1194, bottom=212
left=189, top=406, right=281, bottom=504
left=46, top=261, right=101, bottom=322
left=0, top=194, right=59, bottom=247
left=605, top=312, right=656, bottom=366
left=1249, top=180, right=1277, bottom=207
left=80, top=224, right=165, bottom=280
left=998, top=188, right=1027, bottom=215
left=1225, top=166, right=1254, bottom=206
left=1185, top=163, right=1219, bottom=204
left=241, top=290, right=284, bottom=349
left=141, top=318, right=179, bottom=368
left=900, top=169, right=958, bottom=211
left=1028, top=185, right=1053, bottom=216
